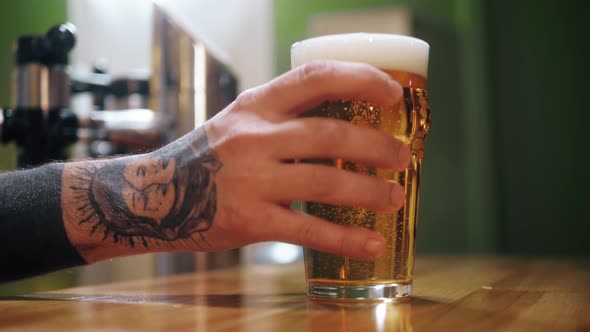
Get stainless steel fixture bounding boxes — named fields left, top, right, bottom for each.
left=149, top=4, right=239, bottom=274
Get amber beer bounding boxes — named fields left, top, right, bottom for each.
left=291, top=33, right=430, bottom=301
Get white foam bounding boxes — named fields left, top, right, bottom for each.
left=291, top=33, right=429, bottom=78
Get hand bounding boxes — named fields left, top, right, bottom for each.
left=62, top=61, right=410, bottom=262
left=200, top=60, right=409, bottom=258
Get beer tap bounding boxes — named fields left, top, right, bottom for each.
left=71, top=67, right=157, bottom=156
left=1, top=23, right=78, bottom=168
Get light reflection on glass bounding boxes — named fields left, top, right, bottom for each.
left=269, top=243, right=301, bottom=264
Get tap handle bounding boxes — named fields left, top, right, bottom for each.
left=42, top=23, right=76, bottom=66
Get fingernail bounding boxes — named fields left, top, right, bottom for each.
left=364, top=238, right=386, bottom=257
left=398, top=144, right=411, bottom=169
left=390, top=184, right=405, bottom=210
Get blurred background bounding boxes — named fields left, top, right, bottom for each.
left=0, top=0, right=587, bottom=295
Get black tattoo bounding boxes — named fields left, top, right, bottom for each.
left=0, top=164, right=85, bottom=281
left=66, top=127, right=222, bottom=248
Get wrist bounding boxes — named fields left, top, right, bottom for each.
left=62, top=156, right=152, bottom=262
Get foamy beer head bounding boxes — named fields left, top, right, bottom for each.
left=291, top=33, right=429, bottom=88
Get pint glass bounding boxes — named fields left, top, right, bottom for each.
left=291, top=33, right=430, bottom=301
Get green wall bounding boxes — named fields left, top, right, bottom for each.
left=0, top=0, right=77, bottom=295
left=487, top=0, right=589, bottom=255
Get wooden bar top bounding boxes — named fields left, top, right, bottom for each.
left=0, top=257, right=588, bottom=331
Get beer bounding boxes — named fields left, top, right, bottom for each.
left=291, top=33, right=430, bottom=301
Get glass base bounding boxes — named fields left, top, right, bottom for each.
left=307, top=282, right=412, bottom=302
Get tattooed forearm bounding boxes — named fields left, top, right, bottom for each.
left=63, top=127, right=222, bottom=254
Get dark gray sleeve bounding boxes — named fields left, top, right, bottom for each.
left=0, top=163, right=86, bottom=282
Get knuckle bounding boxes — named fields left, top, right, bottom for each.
left=360, top=177, right=396, bottom=212
left=313, top=119, right=343, bottom=144
left=299, top=60, right=335, bottom=84
left=224, top=131, right=263, bottom=155
left=307, top=168, right=335, bottom=198
left=378, top=134, right=400, bottom=162
left=351, top=177, right=391, bottom=211
left=389, top=137, right=409, bottom=168
left=357, top=62, right=388, bottom=81
left=316, top=119, right=355, bottom=154
left=363, top=130, right=400, bottom=167
left=297, top=221, right=316, bottom=246
left=234, top=88, right=260, bottom=109
left=377, top=181, right=395, bottom=210
left=389, top=183, right=405, bottom=211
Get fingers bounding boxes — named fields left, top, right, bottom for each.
left=267, top=117, right=411, bottom=171
left=236, top=60, right=402, bottom=120
left=266, top=163, right=404, bottom=213
left=264, top=204, right=386, bottom=259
